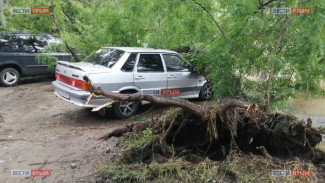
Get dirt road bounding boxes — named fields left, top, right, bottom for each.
left=0, top=77, right=135, bottom=183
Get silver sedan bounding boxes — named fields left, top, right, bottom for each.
left=52, top=47, right=212, bottom=118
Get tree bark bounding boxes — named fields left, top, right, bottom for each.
left=264, top=17, right=289, bottom=111
left=0, top=0, right=5, bottom=29
left=83, top=76, right=209, bottom=121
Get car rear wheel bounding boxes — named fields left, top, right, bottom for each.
left=199, top=82, right=213, bottom=100
left=0, top=68, right=20, bottom=87
left=113, top=94, right=139, bottom=119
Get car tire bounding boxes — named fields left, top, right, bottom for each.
left=199, top=82, right=213, bottom=100
left=0, top=68, right=20, bottom=87
left=113, top=93, right=139, bottom=119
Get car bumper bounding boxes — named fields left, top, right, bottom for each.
left=52, top=81, right=111, bottom=108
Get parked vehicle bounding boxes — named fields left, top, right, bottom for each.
left=0, top=33, right=72, bottom=86
left=52, top=47, right=213, bottom=118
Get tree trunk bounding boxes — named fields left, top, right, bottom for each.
left=264, top=17, right=289, bottom=111
left=0, top=0, right=5, bottom=29
left=83, top=76, right=209, bottom=120
left=51, top=1, right=80, bottom=62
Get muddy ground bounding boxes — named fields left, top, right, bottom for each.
left=0, top=77, right=324, bottom=183
left=0, top=77, right=139, bottom=183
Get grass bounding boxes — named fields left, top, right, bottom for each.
left=100, top=152, right=321, bottom=183
left=316, top=141, right=325, bottom=151
left=130, top=115, right=149, bottom=122
left=120, top=128, right=155, bottom=150
left=316, top=126, right=325, bottom=132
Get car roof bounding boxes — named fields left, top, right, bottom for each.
left=0, top=32, right=56, bottom=40
left=1, top=32, right=48, bottom=36
left=103, top=47, right=177, bottom=54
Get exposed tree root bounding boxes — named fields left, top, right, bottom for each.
left=99, top=121, right=151, bottom=140
left=84, top=76, right=323, bottom=164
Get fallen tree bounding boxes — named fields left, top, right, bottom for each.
left=84, top=76, right=324, bottom=163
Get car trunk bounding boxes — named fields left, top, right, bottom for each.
left=55, top=61, right=110, bottom=90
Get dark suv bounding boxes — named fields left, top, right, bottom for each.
left=0, top=33, right=72, bottom=86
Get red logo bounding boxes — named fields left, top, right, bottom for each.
left=31, top=7, right=51, bottom=14
left=291, top=170, right=311, bottom=177
left=291, top=7, right=311, bottom=14
left=161, top=89, right=181, bottom=96
left=31, top=170, right=51, bottom=177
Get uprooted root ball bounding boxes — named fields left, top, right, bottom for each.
left=99, top=100, right=325, bottom=182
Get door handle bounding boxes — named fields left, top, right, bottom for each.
left=135, top=76, right=145, bottom=79
left=168, top=75, right=176, bottom=78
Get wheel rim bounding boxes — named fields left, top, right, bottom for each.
left=119, top=101, right=136, bottom=116
left=2, top=71, right=17, bottom=85
left=203, top=83, right=213, bottom=99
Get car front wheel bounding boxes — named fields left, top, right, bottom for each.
left=0, top=68, right=20, bottom=87
left=199, top=82, right=213, bottom=100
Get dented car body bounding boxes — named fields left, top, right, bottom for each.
left=52, top=47, right=212, bottom=118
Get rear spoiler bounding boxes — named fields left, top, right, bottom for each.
left=57, top=61, right=83, bottom=71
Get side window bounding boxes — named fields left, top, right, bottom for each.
left=0, top=35, right=20, bottom=52
left=23, top=36, right=49, bottom=53
left=121, top=53, right=137, bottom=72
left=163, top=54, right=190, bottom=72
left=21, top=37, right=38, bottom=53
left=0, top=35, right=47, bottom=53
left=33, top=37, right=48, bottom=52
left=137, top=54, right=164, bottom=72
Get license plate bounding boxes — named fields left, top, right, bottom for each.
left=58, top=90, right=70, bottom=100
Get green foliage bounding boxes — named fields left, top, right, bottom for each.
left=2, top=0, right=325, bottom=106
left=143, top=128, right=153, bottom=138
left=130, top=115, right=148, bottom=122
left=36, top=43, right=67, bottom=71
left=36, top=54, right=57, bottom=71
left=43, top=43, right=66, bottom=53
left=121, top=128, right=153, bottom=149
left=316, top=126, right=325, bottom=132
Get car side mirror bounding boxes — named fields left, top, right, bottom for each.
left=189, top=66, right=197, bottom=73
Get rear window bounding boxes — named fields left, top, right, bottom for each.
left=121, top=53, right=137, bottom=72
left=83, top=48, right=125, bottom=68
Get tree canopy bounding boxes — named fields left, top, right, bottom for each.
left=1, top=0, right=325, bottom=107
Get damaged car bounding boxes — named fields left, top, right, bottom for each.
left=52, top=47, right=212, bottom=118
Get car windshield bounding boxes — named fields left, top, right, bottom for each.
left=83, top=48, right=125, bottom=68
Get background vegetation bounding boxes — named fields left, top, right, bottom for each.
left=1, top=0, right=325, bottom=107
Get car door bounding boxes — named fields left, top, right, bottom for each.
left=162, top=54, right=198, bottom=98
left=16, top=35, right=49, bottom=76
left=134, top=53, right=167, bottom=96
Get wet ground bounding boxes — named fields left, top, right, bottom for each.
left=290, top=96, right=325, bottom=128
left=0, top=77, right=324, bottom=182
left=0, top=77, right=135, bottom=182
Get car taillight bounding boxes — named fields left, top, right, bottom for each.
left=74, top=80, right=90, bottom=90
left=55, top=72, right=90, bottom=90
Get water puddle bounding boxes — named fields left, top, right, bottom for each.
left=290, top=96, right=325, bottom=141
left=292, top=97, right=325, bottom=115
